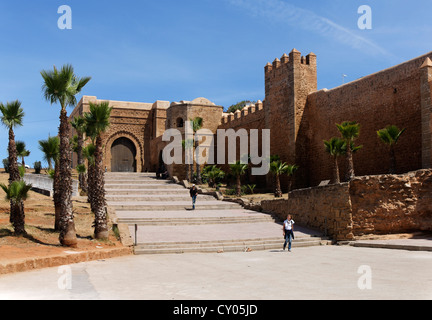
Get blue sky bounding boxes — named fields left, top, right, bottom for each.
left=1, top=0, right=431, bottom=167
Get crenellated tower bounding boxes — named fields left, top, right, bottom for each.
left=264, top=49, right=317, bottom=167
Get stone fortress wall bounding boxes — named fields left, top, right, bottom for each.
left=69, top=49, right=432, bottom=190
left=68, top=49, right=432, bottom=239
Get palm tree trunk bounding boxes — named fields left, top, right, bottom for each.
left=58, top=107, right=77, bottom=247
left=195, top=141, right=202, bottom=184
left=236, top=175, right=241, bottom=197
left=345, top=142, right=355, bottom=181
left=332, top=156, right=340, bottom=184
left=8, top=128, right=23, bottom=234
left=87, top=162, right=95, bottom=210
left=275, top=175, right=282, bottom=197
left=53, top=159, right=61, bottom=231
left=8, top=129, right=20, bottom=183
left=11, top=202, right=26, bottom=236
left=93, top=136, right=108, bottom=239
left=287, top=177, right=293, bottom=193
left=76, top=132, right=88, bottom=193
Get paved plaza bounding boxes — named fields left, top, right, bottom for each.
left=1, top=245, right=431, bottom=300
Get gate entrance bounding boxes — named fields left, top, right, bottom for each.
left=111, top=137, right=137, bottom=172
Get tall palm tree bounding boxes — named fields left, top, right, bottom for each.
left=84, top=101, right=112, bottom=239
left=336, top=121, right=361, bottom=181
left=0, top=180, right=32, bottom=235
left=15, top=141, right=30, bottom=169
left=0, top=100, right=25, bottom=234
left=377, top=125, right=406, bottom=174
left=324, top=137, right=345, bottom=184
left=229, top=160, right=248, bottom=196
left=70, top=115, right=88, bottom=193
left=41, top=64, right=91, bottom=247
left=191, top=117, right=203, bottom=184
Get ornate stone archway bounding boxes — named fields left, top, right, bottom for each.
left=104, top=131, right=143, bottom=172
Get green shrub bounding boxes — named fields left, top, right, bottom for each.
left=34, top=161, right=42, bottom=174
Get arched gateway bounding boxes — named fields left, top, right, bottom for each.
left=111, top=137, right=137, bottom=172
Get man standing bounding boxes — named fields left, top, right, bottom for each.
left=283, top=214, right=295, bottom=252
left=190, top=184, right=198, bottom=210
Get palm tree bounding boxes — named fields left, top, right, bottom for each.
left=38, top=135, right=61, bottom=229
left=0, top=100, right=25, bottom=233
left=83, top=101, right=112, bottom=239
left=82, top=143, right=96, bottom=208
left=0, top=100, right=24, bottom=183
left=38, top=136, right=60, bottom=171
left=229, top=160, right=248, bottom=196
left=202, top=165, right=225, bottom=187
left=336, top=121, right=361, bottom=181
left=41, top=64, right=91, bottom=247
left=70, top=115, right=88, bottom=193
left=285, top=164, right=299, bottom=192
left=377, top=125, right=406, bottom=174
left=15, top=141, right=30, bottom=169
left=0, top=180, right=32, bottom=235
left=324, top=137, right=345, bottom=184
left=270, top=160, right=298, bottom=197
left=191, top=117, right=203, bottom=184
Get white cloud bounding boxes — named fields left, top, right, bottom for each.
left=227, top=0, right=390, bottom=56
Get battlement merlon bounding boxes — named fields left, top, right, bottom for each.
left=265, top=49, right=316, bottom=73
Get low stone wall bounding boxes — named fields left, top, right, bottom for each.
left=261, top=183, right=354, bottom=241
left=350, top=169, right=432, bottom=235
left=261, top=169, right=432, bottom=241
left=23, top=174, right=79, bottom=197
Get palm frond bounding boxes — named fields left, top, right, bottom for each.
left=0, top=100, right=25, bottom=129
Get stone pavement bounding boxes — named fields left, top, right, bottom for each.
left=1, top=245, right=431, bottom=300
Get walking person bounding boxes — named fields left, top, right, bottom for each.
left=283, top=214, right=295, bottom=252
left=190, top=184, right=198, bottom=210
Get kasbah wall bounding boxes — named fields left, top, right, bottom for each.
left=69, top=48, right=432, bottom=239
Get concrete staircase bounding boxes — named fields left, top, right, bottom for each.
left=105, top=173, right=329, bottom=254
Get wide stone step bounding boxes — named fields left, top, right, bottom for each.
left=105, top=180, right=176, bottom=185
left=105, top=194, right=216, bottom=202
left=105, top=173, right=156, bottom=177
left=105, top=183, right=185, bottom=190
left=104, top=189, right=190, bottom=195
left=134, top=237, right=329, bottom=254
left=108, top=200, right=241, bottom=211
left=118, top=215, right=277, bottom=225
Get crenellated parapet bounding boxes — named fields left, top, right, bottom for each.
left=220, top=100, right=265, bottom=125
left=265, top=49, right=316, bottom=75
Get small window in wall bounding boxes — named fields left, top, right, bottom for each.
left=177, top=117, right=184, bottom=128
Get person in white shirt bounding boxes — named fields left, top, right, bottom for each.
left=283, top=214, right=295, bottom=252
